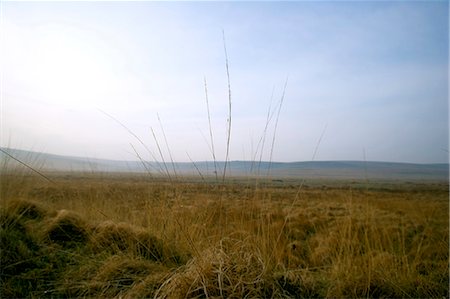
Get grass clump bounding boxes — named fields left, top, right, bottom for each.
left=0, top=200, right=49, bottom=280
left=156, top=237, right=268, bottom=298
left=3, top=198, right=48, bottom=221
left=0, top=199, right=76, bottom=298
left=54, top=251, right=172, bottom=298
left=90, top=220, right=186, bottom=265
left=44, top=209, right=89, bottom=248
left=0, top=193, right=185, bottom=298
left=0, top=211, right=42, bottom=298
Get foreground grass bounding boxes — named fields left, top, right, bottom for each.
left=1, top=172, right=448, bottom=298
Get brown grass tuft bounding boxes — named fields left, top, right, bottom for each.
left=156, top=237, right=270, bottom=298
left=90, top=221, right=185, bottom=264
left=88, top=255, right=165, bottom=298
left=44, top=209, right=89, bottom=247
left=4, top=198, right=48, bottom=221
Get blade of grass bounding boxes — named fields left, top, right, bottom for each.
left=255, top=85, right=276, bottom=176
left=0, top=148, right=54, bottom=183
left=204, top=77, right=219, bottom=183
left=157, top=113, right=178, bottom=179
left=151, top=127, right=172, bottom=183
left=267, top=77, right=288, bottom=177
left=222, top=30, right=232, bottom=184
left=130, top=143, right=156, bottom=177
left=186, top=152, right=206, bottom=183
left=98, top=108, right=165, bottom=175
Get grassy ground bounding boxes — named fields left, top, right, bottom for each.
left=1, top=171, right=448, bottom=298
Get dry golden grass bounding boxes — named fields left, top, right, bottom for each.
left=1, top=170, right=448, bottom=298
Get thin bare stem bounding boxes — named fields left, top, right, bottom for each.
left=98, top=109, right=165, bottom=174
left=157, top=113, right=178, bottom=179
left=204, top=77, right=219, bottom=182
left=267, top=77, right=288, bottom=176
left=197, top=127, right=214, bottom=156
left=0, top=148, right=55, bottom=183
left=130, top=143, right=155, bottom=177
left=222, top=30, right=232, bottom=183
left=151, top=127, right=172, bottom=183
left=256, top=86, right=276, bottom=176
left=312, top=123, right=327, bottom=161
left=186, top=152, right=206, bottom=183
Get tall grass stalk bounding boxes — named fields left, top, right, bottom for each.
left=267, top=77, right=288, bottom=177
left=204, top=77, right=219, bottom=183
left=150, top=127, right=173, bottom=183
left=130, top=143, right=155, bottom=177
left=256, top=86, right=276, bottom=176
left=186, top=152, right=206, bottom=183
left=222, top=30, right=232, bottom=184
left=98, top=109, right=165, bottom=175
left=157, top=113, right=178, bottom=180
left=0, top=148, right=54, bottom=183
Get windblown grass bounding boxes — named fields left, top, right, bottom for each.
left=1, top=169, right=448, bottom=298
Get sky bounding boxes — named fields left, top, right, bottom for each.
left=1, top=1, right=448, bottom=164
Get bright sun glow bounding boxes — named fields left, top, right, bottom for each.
left=29, top=25, right=114, bottom=109
left=2, top=2, right=448, bottom=163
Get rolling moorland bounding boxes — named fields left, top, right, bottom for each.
left=2, top=147, right=448, bottom=180
left=0, top=148, right=449, bottom=298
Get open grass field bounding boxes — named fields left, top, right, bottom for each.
left=1, top=169, right=448, bottom=298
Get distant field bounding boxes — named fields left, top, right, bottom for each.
left=2, top=147, right=449, bottom=181
left=1, top=169, right=448, bottom=298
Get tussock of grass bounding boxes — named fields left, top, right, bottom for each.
left=156, top=235, right=329, bottom=298
left=3, top=198, right=48, bottom=221
left=90, top=220, right=186, bottom=264
left=84, top=255, right=165, bottom=298
left=57, top=253, right=172, bottom=298
left=0, top=194, right=185, bottom=298
left=157, top=237, right=268, bottom=298
left=0, top=199, right=76, bottom=298
left=44, top=209, right=89, bottom=248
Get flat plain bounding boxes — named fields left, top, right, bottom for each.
left=1, top=168, right=448, bottom=298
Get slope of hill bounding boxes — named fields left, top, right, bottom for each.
left=1, top=147, right=448, bottom=181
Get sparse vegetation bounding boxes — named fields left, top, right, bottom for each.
left=1, top=169, right=448, bottom=298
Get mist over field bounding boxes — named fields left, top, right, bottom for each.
left=1, top=147, right=449, bottom=181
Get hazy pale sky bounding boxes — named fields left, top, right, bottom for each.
left=1, top=1, right=448, bottom=163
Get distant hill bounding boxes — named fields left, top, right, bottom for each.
left=1, top=147, right=448, bottom=181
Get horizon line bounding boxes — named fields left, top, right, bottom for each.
left=1, top=147, right=448, bottom=166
